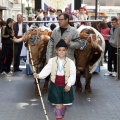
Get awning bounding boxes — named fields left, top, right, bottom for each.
left=0, top=6, right=7, bottom=10
left=88, top=12, right=108, bottom=17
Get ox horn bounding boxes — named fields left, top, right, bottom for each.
left=41, top=35, right=50, bottom=42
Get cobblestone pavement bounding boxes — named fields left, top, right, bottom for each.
left=0, top=63, right=120, bottom=120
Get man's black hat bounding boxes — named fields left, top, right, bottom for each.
left=56, top=39, right=68, bottom=49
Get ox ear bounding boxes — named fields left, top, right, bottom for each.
left=89, top=47, right=101, bottom=66
left=98, top=37, right=102, bottom=46
left=48, top=31, right=52, bottom=36
left=90, top=28, right=95, bottom=34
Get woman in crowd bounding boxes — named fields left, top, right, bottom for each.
left=0, top=18, right=14, bottom=76
left=99, top=22, right=110, bottom=62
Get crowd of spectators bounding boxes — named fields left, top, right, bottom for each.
left=0, top=6, right=120, bottom=77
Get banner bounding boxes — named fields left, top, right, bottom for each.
left=42, top=0, right=74, bottom=12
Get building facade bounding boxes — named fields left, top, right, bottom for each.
left=0, top=0, right=14, bottom=20
left=0, top=0, right=34, bottom=21
left=83, top=0, right=120, bottom=18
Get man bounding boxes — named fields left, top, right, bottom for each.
left=118, top=16, right=120, bottom=26
left=104, top=17, right=120, bottom=77
left=56, top=9, right=62, bottom=20
left=34, top=9, right=43, bottom=20
left=48, top=8, right=58, bottom=29
left=0, top=18, right=2, bottom=51
left=0, top=20, right=6, bottom=73
left=0, top=18, right=14, bottom=76
left=43, top=10, right=50, bottom=27
left=46, top=13, right=81, bottom=61
left=0, top=18, right=3, bottom=73
left=77, top=7, right=88, bottom=26
left=102, top=17, right=107, bottom=23
left=13, top=14, right=28, bottom=72
left=64, top=7, right=79, bottom=28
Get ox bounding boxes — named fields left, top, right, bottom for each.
left=12, top=25, right=105, bottom=95
left=12, top=26, right=52, bottom=95
left=75, top=25, right=105, bottom=93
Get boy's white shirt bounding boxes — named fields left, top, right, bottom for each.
left=48, top=15, right=59, bottom=28
left=38, top=57, right=76, bottom=87
left=72, top=14, right=80, bottom=28
left=77, top=13, right=88, bottom=20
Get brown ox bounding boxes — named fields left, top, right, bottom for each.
left=12, top=26, right=105, bottom=95
left=12, top=27, right=52, bottom=95
left=75, top=25, right=105, bottom=93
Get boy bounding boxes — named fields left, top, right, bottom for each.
left=33, top=39, right=76, bottom=120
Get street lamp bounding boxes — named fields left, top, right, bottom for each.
left=26, top=0, right=30, bottom=16
left=95, top=0, right=98, bottom=20
left=98, top=1, right=100, bottom=19
left=21, top=0, right=23, bottom=16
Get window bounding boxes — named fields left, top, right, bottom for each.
left=99, top=0, right=106, bottom=6
left=84, top=0, right=91, bottom=5
left=114, top=0, right=120, bottom=6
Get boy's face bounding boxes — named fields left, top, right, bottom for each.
left=57, top=11, right=62, bottom=16
left=112, top=20, right=118, bottom=27
left=9, top=21, right=13, bottom=27
left=65, top=8, right=70, bottom=14
left=79, top=9, right=84, bottom=14
left=56, top=47, right=67, bottom=59
left=44, top=13, right=48, bottom=17
left=50, top=11, right=54, bottom=15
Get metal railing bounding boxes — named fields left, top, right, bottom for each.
left=23, top=20, right=102, bottom=23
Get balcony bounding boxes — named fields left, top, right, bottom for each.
left=0, top=6, right=7, bottom=10
left=13, top=0, right=19, bottom=4
left=9, top=0, right=14, bottom=3
left=12, top=3, right=21, bottom=10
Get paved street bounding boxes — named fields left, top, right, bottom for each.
left=0, top=63, right=120, bottom=120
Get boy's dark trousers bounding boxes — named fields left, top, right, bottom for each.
left=0, top=44, right=13, bottom=73
left=104, top=40, right=109, bottom=61
left=108, top=44, right=117, bottom=72
left=13, top=42, right=23, bottom=70
left=0, top=50, right=2, bottom=73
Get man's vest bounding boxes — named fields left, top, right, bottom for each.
left=50, top=57, right=71, bottom=84
left=13, top=22, right=27, bottom=37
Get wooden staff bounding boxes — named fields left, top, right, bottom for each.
left=28, top=45, right=49, bottom=120
left=116, top=31, right=119, bottom=80
left=12, top=29, right=15, bottom=73
left=12, top=42, right=15, bottom=73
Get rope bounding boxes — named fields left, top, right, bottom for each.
left=28, top=45, right=49, bottom=120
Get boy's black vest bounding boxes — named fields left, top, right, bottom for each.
left=43, top=17, right=50, bottom=26
left=2, top=25, right=13, bottom=45
left=13, top=22, right=27, bottom=37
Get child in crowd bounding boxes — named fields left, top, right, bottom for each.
left=33, top=39, right=76, bottom=120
